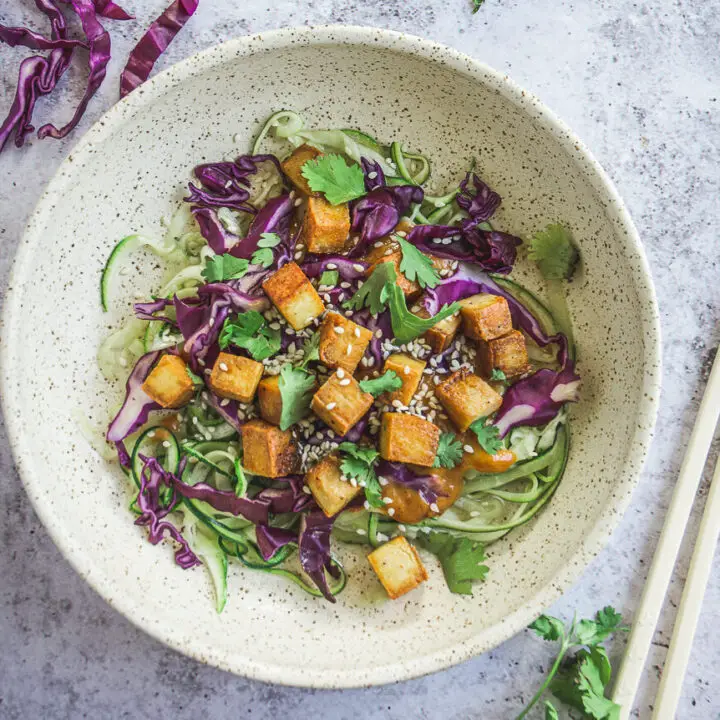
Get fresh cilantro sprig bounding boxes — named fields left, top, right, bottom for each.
left=185, top=366, right=204, bottom=387
left=278, top=364, right=315, bottom=430
left=202, top=253, right=249, bottom=283
left=469, top=419, right=502, bottom=455
left=490, top=368, right=507, bottom=382
left=301, top=154, right=367, bottom=205
left=433, top=432, right=464, bottom=469
left=219, top=311, right=281, bottom=361
left=471, top=0, right=485, bottom=12
left=416, top=533, right=488, bottom=594
left=359, top=370, right=402, bottom=398
left=517, top=607, right=628, bottom=720
left=251, top=232, right=283, bottom=268
left=343, top=261, right=394, bottom=314
left=395, top=236, right=441, bottom=289
left=338, top=442, right=382, bottom=507
left=297, top=331, right=320, bottom=370
left=318, top=270, right=339, bottom=288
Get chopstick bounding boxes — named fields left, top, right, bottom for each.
left=652, top=449, right=720, bottom=718
left=612, top=347, right=720, bottom=718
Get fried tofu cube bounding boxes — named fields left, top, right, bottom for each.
left=476, top=329, right=531, bottom=379
left=434, top=369, right=503, bottom=432
left=420, top=309, right=462, bottom=353
left=382, top=353, right=426, bottom=405
left=208, top=352, right=263, bottom=403
left=379, top=412, right=440, bottom=467
left=303, top=196, right=351, bottom=254
left=459, top=294, right=513, bottom=341
left=364, top=239, right=421, bottom=298
left=311, top=371, right=374, bottom=435
left=318, top=311, right=373, bottom=373
left=257, top=375, right=283, bottom=425
left=368, top=536, right=428, bottom=600
left=142, top=354, right=195, bottom=409
left=262, top=262, right=325, bottom=330
left=281, top=144, right=321, bottom=196
left=241, top=419, right=298, bottom=477
left=305, top=453, right=362, bottom=517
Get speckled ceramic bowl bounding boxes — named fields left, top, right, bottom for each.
left=0, top=26, right=660, bottom=688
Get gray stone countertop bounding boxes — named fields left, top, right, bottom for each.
left=1, top=1, right=718, bottom=717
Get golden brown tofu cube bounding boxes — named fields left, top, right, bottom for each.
left=459, top=294, right=513, bottom=341
left=303, top=196, right=351, bottom=254
left=281, top=144, right=321, bottom=196
left=368, top=536, right=428, bottom=600
left=311, top=371, right=374, bottom=435
left=305, top=454, right=362, bottom=517
left=379, top=412, right=440, bottom=467
left=364, top=239, right=421, bottom=298
left=240, top=419, right=298, bottom=478
left=476, top=329, right=531, bottom=379
left=208, top=352, right=263, bottom=403
left=318, top=311, right=372, bottom=373
left=257, top=375, right=282, bottom=425
left=420, top=309, right=462, bottom=353
left=434, top=369, right=503, bottom=432
left=382, top=353, right=426, bottom=405
left=142, top=354, right=195, bottom=409
left=262, top=262, right=325, bottom=330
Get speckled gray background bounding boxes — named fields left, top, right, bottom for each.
left=1, top=1, right=718, bottom=718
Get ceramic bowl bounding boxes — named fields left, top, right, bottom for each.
left=0, top=26, right=660, bottom=688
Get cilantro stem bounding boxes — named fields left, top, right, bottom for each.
left=545, top=278, right=575, bottom=358
left=515, top=634, right=571, bottom=720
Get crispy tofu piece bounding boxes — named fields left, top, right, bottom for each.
left=382, top=353, right=426, bottom=405
left=379, top=412, right=440, bottom=467
left=459, top=294, right=513, bottom=341
left=241, top=419, right=298, bottom=478
left=476, top=329, right=531, bottom=379
left=303, top=196, right=351, bottom=254
left=368, top=536, right=428, bottom=599
left=305, top=454, right=362, bottom=517
left=281, top=144, right=321, bottom=196
left=262, top=262, right=325, bottom=330
left=142, top=354, right=195, bottom=409
left=434, top=368, right=503, bottom=432
left=318, top=311, right=372, bottom=373
left=257, top=375, right=282, bottom=425
left=311, top=371, right=374, bottom=435
left=208, top=352, right=263, bottom=403
left=420, top=309, right=462, bottom=353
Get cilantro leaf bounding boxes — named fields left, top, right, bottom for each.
left=395, top=236, right=441, bottom=289
left=574, top=606, right=627, bottom=646
left=469, top=420, right=502, bottom=455
left=219, top=311, right=281, bottom=361
left=338, top=442, right=382, bottom=507
left=298, top=331, right=320, bottom=370
left=277, top=365, right=315, bottom=430
left=301, top=153, right=367, bottom=205
left=359, top=370, right=402, bottom=398
left=416, top=533, right=489, bottom=594
left=433, top=432, right=464, bottom=469
left=528, top=223, right=580, bottom=281
left=318, top=270, right=339, bottom=288
left=202, top=253, right=250, bottom=283
left=251, top=247, right=274, bottom=267
left=185, top=366, right=204, bottom=387
left=471, top=0, right=485, bottom=12
left=544, top=701, right=559, bottom=720
left=529, top=615, right=566, bottom=643
left=490, top=368, right=507, bottom=382
left=343, top=262, right=394, bottom=314
left=257, top=232, right=282, bottom=248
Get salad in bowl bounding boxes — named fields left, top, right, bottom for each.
left=99, top=110, right=581, bottom=609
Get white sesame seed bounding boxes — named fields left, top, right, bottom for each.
left=388, top=508, right=396, bottom=516
left=375, top=329, right=383, bottom=338
left=336, top=368, right=345, bottom=378
left=378, top=476, right=388, bottom=486
left=397, top=524, right=406, bottom=532
left=441, top=238, right=452, bottom=245
left=285, top=327, right=295, bottom=335
left=354, top=327, right=361, bottom=338
left=294, top=251, right=303, bottom=259
left=363, top=500, right=370, bottom=510
left=220, top=398, right=230, bottom=407
left=340, top=281, right=351, bottom=289
left=377, top=532, right=389, bottom=542
left=464, top=444, right=475, bottom=454
left=294, top=198, right=303, bottom=207
left=147, top=430, right=156, bottom=438
left=367, top=357, right=376, bottom=367
left=368, top=171, right=378, bottom=180
left=384, top=248, right=393, bottom=256
left=470, top=510, right=481, bottom=517
left=339, top=378, right=351, bottom=386
left=305, top=316, right=315, bottom=324
left=302, top=485, right=312, bottom=494
left=351, top=478, right=359, bottom=488
left=395, top=230, right=407, bottom=238
left=403, top=365, right=410, bottom=375
left=382, top=496, right=393, bottom=505
left=326, top=402, right=337, bottom=410
left=356, top=528, right=367, bottom=535
left=326, top=262, right=337, bottom=270
left=391, top=399, right=402, bottom=408
left=209, top=318, right=215, bottom=327
left=352, top=263, right=365, bottom=272
left=219, top=362, right=228, bottom=371
left=333, top=326, right=345, bottom=335
left=118, top=357, right=128, bottom=367
left=432, top=238, right=443, bottom=244
left=346, top=344, right=353, bottom=355
left=430, top=503, right=440, bottom=513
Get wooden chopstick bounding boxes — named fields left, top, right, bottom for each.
left=612, top=347, right=720, bottom=718
left=651, top=448, right=720, bottom=718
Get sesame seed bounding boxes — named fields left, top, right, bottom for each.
left=388, top=508, right=396, bottom=516
left=397, top=524, right=406, bottom=532
left=336, top=368, right=345, bottom=378
left=356, top=528, right=367, bottom=535
left=368, top=171, right=378, bottom=180
left=296, top=243, right=305, bottom=251
left=403, top=365, right=410, bottom=375
left=340, top=281, right=351, bottom=289
left=147, top=430, right=156, bottom=438
left=367, top=357, right=375, bottom=367
left=285, top=327, right=295, bottom=335
left=294, top=198, right=303, bottom=207
left=382, top=496, right=393, bottom=505
left=430, top=503, right=440, bottom=513
left=441, top=238, right=452, bottom=245
left=376, top=532, right=389, bottom=542
left=323, top=293, right=332, bottom=303
left=326, top=402, right=337, bottom=410
left=470, top=510, right=481, bottom=517
left=209, top=318, right=215, bottom=327
left=326, top=262, right=338, bottom=270
left=346, top=344, right=353, bottom=355
left=384, top=249, right=393, bottom=256
left=395, top=230, right=407, bottom=238
left=118, top=357, right=128, bottom=367
left=294, top=251, right=303, bottom=260
left=351, top=478, right=358, bottom=488
left=464, top=444, right=475, bottom=454
left=391, top=399, right=402, bottom=408
left=363, top=501, right=370, bottom=510
left=375, top=329, right=383, bottom=338
left=339, top=378, right=351, bottom=386
left=333, top=326, right=345, bottom=335
left=302, top=485, right=312, bottom=494
left=352, top=263, right=365, bottom=272
left=354, top=327, right=361, bottom=338
left=305, top=316, right=315, bottom=324
left=220, top=398, right=230, bottom=407
left=378, top=476, right=388, bottom=486
left=432, top=238, right=443, bottom=244
left=219, top=362, right=228, bottom=371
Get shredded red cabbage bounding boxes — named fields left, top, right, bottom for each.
left=228, top=193, right=296, bottom=261
left=256, top=525, right=297, bottom=561
left=298, top=511, right=340, bottom=603
left=301, top=257, right=368, bottom=281
left=456, top=172, right=501, bottom=221
left=119, top=0, right=199, bottom=98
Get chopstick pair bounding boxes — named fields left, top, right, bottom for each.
left=612, top=347, right=720, bottom=719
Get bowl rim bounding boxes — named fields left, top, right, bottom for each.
left=0, top=24, right=661, bottom=689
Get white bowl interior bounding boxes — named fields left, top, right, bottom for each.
left=1, top=28, right=659, bottom=687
